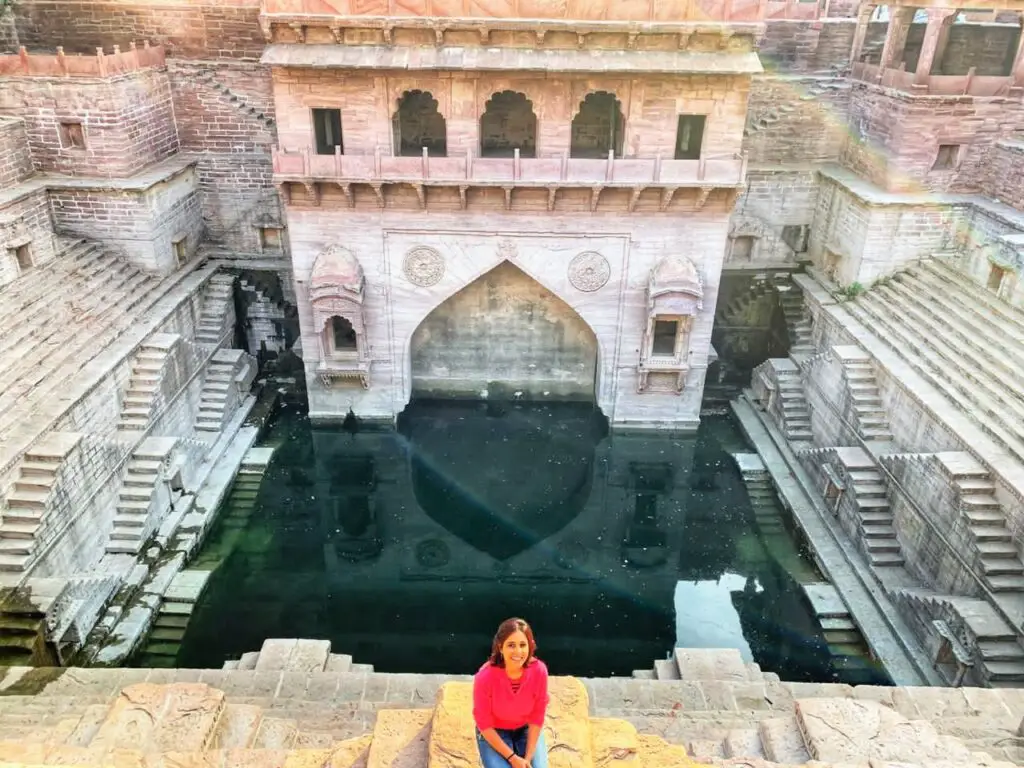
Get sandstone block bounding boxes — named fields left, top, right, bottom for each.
left=329, top=734, right=372, bottom=767
left=797, top=697, right=975, bottom=764
left=589, top=717, right=637, bottom=766
left=673, top=649, right=747, bottom=683
left=366, top=709, right=432, bottom=768
left=89, top=683, right=225, bottom=754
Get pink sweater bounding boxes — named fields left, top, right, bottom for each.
left=472, top=660, right=550, bottom=731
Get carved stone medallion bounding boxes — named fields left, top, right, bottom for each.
left=568, top=251, right=611, bottom=292
left=402, top=246, right=445, bottom=287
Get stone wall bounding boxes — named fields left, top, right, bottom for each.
left=743, top=76, right=850, bottom=165
left=0, top=189, right=59, bottom=288
left=980, top=139, right=1024, bottom=210
left=758, top=19, right=857, bottom=74
left=286, top=200, right=731, bottom=430
left=0, top=117, right=34, bottom=185
left=167, top=61, right=279, bottom=252
left=0, top=68, right=179, bottom=178
left=49, top=164, right=202, bottom=273
left=410, top=261, right=599, bottom=400
left=271, top=70, right=750, bottom=160
left=841, top=83, right=1024, bottom=194
left=936, top=23, right=1021, bottom=76
left=808, top=174, right=962, bottom=286
left=727, top=170, right=819, bottom=267
left=3, top=0, right=264, bottom=59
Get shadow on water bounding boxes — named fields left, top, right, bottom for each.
left=174, top=398, right=891, bottom=684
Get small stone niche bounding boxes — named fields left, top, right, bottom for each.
left=59, top=121, right=86, bottom=150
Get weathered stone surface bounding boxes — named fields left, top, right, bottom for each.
left=329, top=734, right=372, bottom=767
left=365, top=709, right=432, bottom=768
left=89, top=683, right=225, bottom=754
left=797, top=697, right=976, bottom=764
left=589, top=717, right=637, bottom=766
left=673, top=649, right=748, bottom=683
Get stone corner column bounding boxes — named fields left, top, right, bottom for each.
left=914, top=8, right=958, bottom=85
left=1012, top=11, right=1024, bottom=86
left=848, top=3, right=877, bottom=66
left=878, top=5, right=917, bottom=73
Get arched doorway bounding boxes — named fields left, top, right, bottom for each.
left=392, top=90, right=447, bottom=157
left=409, top=260, right=598, bottom=402
left=480, top=91, right=537, bottom=158
left=570, top=91, right=624, bottom=158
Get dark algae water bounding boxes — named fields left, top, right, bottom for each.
left=173, top=399, right=891, bottom=685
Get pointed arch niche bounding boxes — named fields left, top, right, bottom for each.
left=570, top=91, right=624, bottom=159
left=480, top=91, right=537, bottom=158
left=310, top=244, right=370, bottom=388
left=409, top=261, right=597, bottom=401
left=637, top=255, right=704, bottom=393
left=392, top=90, right=447, bottom=157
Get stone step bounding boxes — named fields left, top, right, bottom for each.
left=977, top=540, right=1020, bottom=558
left=238, top=651, right=260, bottom=670
left=852, top=482, right=887, bottom=498
left=18, top=459, right=59, bottom=477
left=855, top=497, right=890, bottom=510
left=957, top=478, right=997, bottom=493
left=252, top=717, right=298, bottom=749
left=0, top=539, right=34, bottom=555
left=973, top=527, right=1012, bottom=542
left=979, top=641, right=1024, bottom=662
left=758, top=717, right=810, bottom=764
left=870, top=552, right=905, bottom=567
left=0, top=522, right=41, bottom=539
left=982, top=558, right=1024, bottom=576
left=1, top=506, right=43, bottom=524
left=985, top=661, right=1024, bottom=682
left=966, top=509, right=1007, bottom=526
left=129, top=460, right=163, bottom=474
left=861, top=524, right=895, bottom=539
left=820, top=617, right=856, bottom=632
left=653, top=658, right=681, bottom=680
left=986, top=574, right=1024, bottom=592
left=631, top=669, right=656, bottom=680
left=4, top=489, right=47, bottom=509
left=824, top=629, right=863, bottom=645
left=865, top=538, right=900, bottom=553
left=112, top=515, right=147, bottom=529
left=0, top=553, right=31, bottom=571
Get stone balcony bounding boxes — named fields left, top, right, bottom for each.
left=272, top=147, right=747, bottom=210
left=851, top=61, right=1023, bottom=97
left=0, top=42, right=165, bottom=78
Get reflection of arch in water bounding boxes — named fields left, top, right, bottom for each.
left=401, top=401, right=605, bottom=561
left=408, top=260, right=599, bottom=404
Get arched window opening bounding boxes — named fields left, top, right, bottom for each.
left=480, top=91, right=537, bottom=159
left=392, top=90, right=447, bottom=157
left=570, top=92, right=624, bottom=159
left=332, top=316, right=357, bottom=352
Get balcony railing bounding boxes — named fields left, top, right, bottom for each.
left=272, top=147, right=748, bottom=187
left=851, top=61, right=1019, bottom=97
left=261, top=0, right=818, bottom=23
left=0, top=42, right=165, bottom=78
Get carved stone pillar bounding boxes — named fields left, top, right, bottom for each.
left=1013, top=12, right=1024, bottom=86
left=849, top=3, right=877, bottom=65
left=878, top=6, right=917, bottom=73
left=914, top=8, right=958, bottom=86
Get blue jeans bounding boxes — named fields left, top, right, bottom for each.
left=476, top=726, right=549, bottom=768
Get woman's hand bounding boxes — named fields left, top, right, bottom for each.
left=508, top=755, right=530, bottom=768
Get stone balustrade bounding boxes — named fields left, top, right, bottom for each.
left=0, top=43, right=166, bottom=79
left=272, top=147, right=748, bottom=189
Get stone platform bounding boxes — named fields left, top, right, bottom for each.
left=0, top=643, right=1023, bottom=767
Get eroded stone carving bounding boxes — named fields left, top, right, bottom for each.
left=403, top=246, right=445, bottom=287
left=568, top=251, right=611, bottom=292
left=310, top=244, right=370, bottom=388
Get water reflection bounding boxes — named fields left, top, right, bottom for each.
left=175, top=400, right=881, bottom=682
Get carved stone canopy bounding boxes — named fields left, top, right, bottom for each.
left=310, top=244, right=366, bottom=332
left=648, top=255, right=704, bottom=315
left=729, top=215, right=767, bottom=239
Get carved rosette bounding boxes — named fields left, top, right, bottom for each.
left=403, top=246, right=445, bottom=287
left=568, top=251, right=611, bottom=292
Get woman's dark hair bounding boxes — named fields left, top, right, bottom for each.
left=489, top=618, right=537, bottom=667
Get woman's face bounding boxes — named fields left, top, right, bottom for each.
left=501, top=630, right=530, bottom=670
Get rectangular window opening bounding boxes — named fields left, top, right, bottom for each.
left=988, top=264, right=1007, bottom=292
left=173, top=238, right=187, bottom=267
left=674, top=115, right=706, bottom=160
left=932, top=144, right=961, bottom=171
left=59, top=122, right=85, bottom=149
left=732, top=236, right=754, bottom=261
left=782, top=224, right=809, bottom=253
left=14, top=244, right=32, bottom=272
left=260, top=227, right=282, bottom=250
left=313, top=108, right=344, bottom=155
left=652, top=319, right=679, bottom=356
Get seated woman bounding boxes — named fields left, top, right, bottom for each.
left=473, top=618, right=550, bottom=768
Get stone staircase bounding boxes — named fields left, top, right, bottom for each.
left=239, top=274, right=299, bottom=357
left=835, top=346, right=894, bottom=442
left=0, top=603, right=51, bottom=667
left=0, top=239, right=165, bottom=431
left=191, top=463, right=267, bottom=570
left=195, top=274, right=237, bottom=346
left=0, top=645, right=1021, bottom=766
left=775, top=279, right=814, bottom=359
left=106, top=437, right=176, bottom=555
left=934, top=452, right=1024, bottom=594
left=193, top=69, right=277, bottom=130
left=802, top=583, right=877, bottom=684
left=892, top=588, right=1024, bottom=687
left=775, top=364, right=812, bottom=442
left=195, top=348, right=257, bottom=433
left=136, top=570, right=212, bottom=668
left=845, top=460, right=904, bottom=568
left=116, top=335, right=178, bottom=432
left=844, top=257, right=1024, bottom=465
left=0, top=433, right=82, bottom=573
